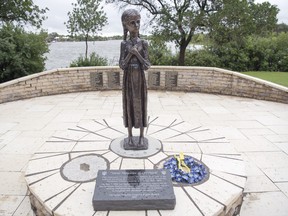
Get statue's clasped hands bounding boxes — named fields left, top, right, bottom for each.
left=129, top=45, right=139, bottom=55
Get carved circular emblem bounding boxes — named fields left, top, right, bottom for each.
left=60, top=154, right=108, bottom=183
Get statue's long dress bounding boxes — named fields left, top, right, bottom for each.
left=119, top=38, right=150, bottom=129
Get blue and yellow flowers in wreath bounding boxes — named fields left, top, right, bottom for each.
left=163, top=152, right=208, bottom=184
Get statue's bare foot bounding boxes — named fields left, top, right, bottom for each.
left=139, top=137, right=145, bottom=146
left=128, top=137, right=134, bottom=146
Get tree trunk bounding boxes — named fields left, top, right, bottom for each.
left=178, top=35, right=192, bottom=66
left=85, top=35, right=88, bottom=59
left=178, top=44, right=186, bottom=66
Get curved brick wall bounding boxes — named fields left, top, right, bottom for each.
left=0, top=66, right=287, bottom=104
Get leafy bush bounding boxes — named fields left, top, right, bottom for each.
left=0, top=24, right=48, bottom=83
left=148, top=38, right=178, bottom=66
left=213, top=42, right=250, bottom=71
left=184, top=48, right=220, bottom=67
left=188, top=33, right=288, bottom=72
left=70, top=52, right=108, bottom=67
left=245, top=33, right=288, bottom=71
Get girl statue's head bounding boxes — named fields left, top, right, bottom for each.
left=121, top=9, right=141, bottom=41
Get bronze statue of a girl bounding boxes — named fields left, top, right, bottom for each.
left=119, top=9, right=150, bottom=149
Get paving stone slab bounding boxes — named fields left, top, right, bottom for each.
left=240, top=192, right=288, bottom=216
left=24, top=116, right=246, bottom=216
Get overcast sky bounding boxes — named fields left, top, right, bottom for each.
left=33, top=0, right=288, bottom=36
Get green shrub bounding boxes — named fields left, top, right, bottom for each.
left=217, top=44, right=249, bottom=71
left=192, top=33, right=288, bottom=72
left=184, top=48, right=220, bottom=67
left=148, top=38, right=178, bottom=65
left=70, top=52, right=108, bottom=67
left=245, top=33, right=288, bottom=71
left=0, top=24, right=48, bottom=83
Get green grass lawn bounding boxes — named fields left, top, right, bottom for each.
left=241, top=72, right=288, bottom=87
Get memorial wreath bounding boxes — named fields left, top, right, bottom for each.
left=163, top=153, right=208, bottom=184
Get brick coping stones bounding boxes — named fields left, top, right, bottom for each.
left=1, top=66, right=287, bottom=104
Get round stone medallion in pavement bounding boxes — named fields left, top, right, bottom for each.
left=25, top=116, right=246, bottom=216
left=60, top=154, right=108, bottom=183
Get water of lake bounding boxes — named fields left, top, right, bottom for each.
left=45, top=40, right=200, bottom=70
left=44, top=40, right=122, bottom=70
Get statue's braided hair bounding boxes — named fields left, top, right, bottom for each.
left=121, top=9, right=141, bottom=41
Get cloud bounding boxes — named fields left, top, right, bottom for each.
left=34, top=0, right=122, bottom=35
left=34, top=0, right=288, bottom=35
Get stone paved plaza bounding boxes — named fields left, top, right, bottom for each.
left=0, top=90, right=288, bottom=216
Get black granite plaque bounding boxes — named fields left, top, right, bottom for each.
left=90, top=72, right=103, bottom=87
left=92, top=169, right=176, bottom=211
left=165, top=71, right=178, bottom=87
left=148, top=71, right=161, bottom=87
left=108, top=72, right=120, bottom=88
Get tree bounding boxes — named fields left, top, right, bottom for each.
left=207, top=0, right=278, bottom=45
left=205, top=0, right=279, bottom=71
left=46, top=32, right=60, bottom=42
left=208, top=0, right=254, bottom=46
left=0, top=24, right=48, bottom=83
left=276, top=23, right=288, bottom=33
left=107, top=0, right=220, bottom=65
left=66, top=0, right=108, bottom=59
left=148, top=35, right=177, bottom=65
left=0, top=0, right=49, bottom=83
left=107, top=0, right=279, bottom=66
left=250, top=1, right=279, bottom=35
left=0, top=0, right=48, bottom=28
